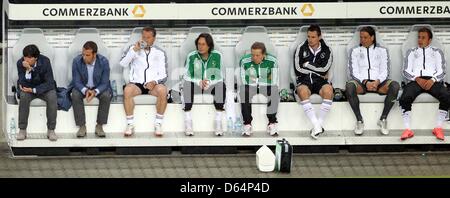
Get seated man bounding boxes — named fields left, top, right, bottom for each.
left=16, top=44, right=57, bottom=141
left=345, top=26, right=400, bottom=135
left=399, top=27, right=449, bottom=141
left=71, top=41, right=112, bottom=138
left=294, top=24, right=334, bottom=139
left=239, top=42, right=280, bottom=137
left=182, top=33, right=226, bottom=136
left=120, top=27, right=168, bottom=137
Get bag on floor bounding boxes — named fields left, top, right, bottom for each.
left=275, top=138, right=293, bottom=173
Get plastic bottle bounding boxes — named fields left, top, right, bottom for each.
left=10, top=117, right=16, bottom=136
left=227, top=117, right=234, bottom=135
left=234, top=117, right=242, bottom=135
left=180, top=87, right=185, bottom=105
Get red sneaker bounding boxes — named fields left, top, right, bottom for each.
left=400, top=129, right=414, bottom=140
left=432, top=128, right=445, bottom=140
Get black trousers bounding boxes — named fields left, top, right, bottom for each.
left=239, top=85, right=279, bottom=125
left=399, top=81, right=450, bottom=112
left=183, top=81, right=226, bottom=111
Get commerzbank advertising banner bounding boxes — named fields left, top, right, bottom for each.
left=5, top=1, right=450, bottom=20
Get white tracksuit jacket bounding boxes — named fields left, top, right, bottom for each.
left=120, top=45, right=168, bottom=85
left=348, top=44, right=390, bottom=83
left=403, top=45, right=446, bottom=82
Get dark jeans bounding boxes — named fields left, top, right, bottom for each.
left=19, top=89, right=57, bottom=130
left=239, top=85, right=279, bottom=125
left=71, top=89, right=112, bottom=126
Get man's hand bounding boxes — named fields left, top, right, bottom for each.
left=365, top=82, right=374, bottom=91
left=199, top=80, right=210, bottom=90
left=415, top=77, right=428, bottom=90
left=370, top=80, right=380, bottom=91
left=364, top=80, right=376, bottom=92
left=146, top=81, right=157, bottom=91
left=85, top=90, right=95, bottom=103
left=302, top=61, right=309, bottom=68
left=423, top=79, right=435, bottom=91
left=22, top=61, right=32, bottom=71
left=20, top=85, right=33, bottom=93
left=133, top=41, right=142, bottom=52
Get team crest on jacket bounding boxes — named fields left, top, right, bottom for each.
left=359, top=52, right=365, bottom=60
left=320, top=52, right=325, bottom=59
left=194, top=59, right=202, bottom=70
left=303, top=50, right=309, bottom=58
left=414, top=51, right=420, bottom=58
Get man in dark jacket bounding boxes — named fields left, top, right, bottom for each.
left=71, top=41, right=111, bottom=138
left=16, top=44, right=57, bottom=141
left=294, top=24, right=333, bottom=139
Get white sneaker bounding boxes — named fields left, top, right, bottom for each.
left=377, top=119, right=389, bottom=135
left=267, top=123, right=278, bottom=136
left=310, top=125, right=324, bottom=140
left=242, top=124, right=252, bottom=136
left=185, top=119, right=194, bottom=136
left=154, top=123, right=163, bottom=137
left=354, top=121, right=364, bottom=135
left=214, top=120, right=223, bottom=136
left=124, top=124, right=135, bottom=137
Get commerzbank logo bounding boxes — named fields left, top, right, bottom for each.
left=132, top=5, right=146, bottom=17
left=300, top=4, right=315, bottom=16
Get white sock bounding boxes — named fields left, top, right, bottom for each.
left=301, top=100, right=320, bottom=127
left=155, top=114, right=164, bottom=125
left=185, top=111, right=192, bottom=121
left=215, top=111, right=223, bottom=121
left=126, top=115, right=134, bottom=126
left=401, top=110, right=411, bottom=129
left=318, top=99, right=332, bottom=125
left=437, top=109, right=447, bottom=128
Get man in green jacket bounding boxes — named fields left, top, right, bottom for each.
left=183, top=33, right=226, bottom=136
left=239, top=42, right=279, bottom=137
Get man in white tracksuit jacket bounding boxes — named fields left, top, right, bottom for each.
left=345, top=26, right=400, bottom=136
left=399, top=27, right=449, bottom=141
left=120, top=27, right=168, bottom=137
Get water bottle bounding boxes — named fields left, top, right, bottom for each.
left=234, top=117, right=242, bottom=135
left=180, top=87, right=185, bottom=105
left=139, top=40, right=148, bottom=49
left=10, top=117, right=16, bottom=136
left=227, top=117, right=234, bottom=135
left=111, top=80, right=118, bottom=101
